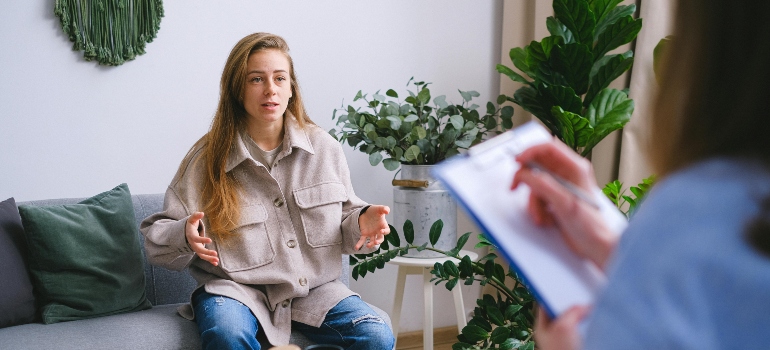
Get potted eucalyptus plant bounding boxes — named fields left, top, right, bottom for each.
left=330, top=78, right=514, bottom=257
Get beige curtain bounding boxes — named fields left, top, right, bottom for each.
left=617, top=0, right=676, bottom=187
left=486, top=0, right=675, bottom=296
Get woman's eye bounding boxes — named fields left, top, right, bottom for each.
left=251, top=77, right=262, bottom=83
left=276, top=76, right=286, bottom=82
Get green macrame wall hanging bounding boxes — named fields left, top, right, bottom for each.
left=54, top=0, right=164, bottom=66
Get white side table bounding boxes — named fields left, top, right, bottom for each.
left=388, top=249, right=479, bottom=350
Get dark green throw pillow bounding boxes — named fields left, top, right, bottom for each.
left=18, top=184, right=151, bottom=324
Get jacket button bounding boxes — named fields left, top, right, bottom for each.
left=299, top=277, right=307, bottom=286
left=287, top=240, right=297, bottom=248
left=273, top=198, right=284, bottom=207
left=282, top=300, right=290, bottom=308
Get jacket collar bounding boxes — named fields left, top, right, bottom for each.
left=225, top=113, right=315, bottom=172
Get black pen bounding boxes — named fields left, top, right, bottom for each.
left=524, top=162, right=600, bottom=209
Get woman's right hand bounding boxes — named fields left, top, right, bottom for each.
left=186, top=212, right=219, bottom=266
left=511, top=140, right=618, bottom=269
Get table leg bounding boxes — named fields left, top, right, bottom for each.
left=391, top=266, right=408, bottom=349
left=423, top=267, right=433, bottom=350
left=452, top=284, right=467, bottom=333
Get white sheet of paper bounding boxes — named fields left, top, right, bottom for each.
left=432, top=122, right=628, bottom=318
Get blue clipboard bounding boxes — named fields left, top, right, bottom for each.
left=430, top=122, right=627, bottom=318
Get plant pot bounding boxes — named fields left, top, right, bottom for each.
left=392, top=164, right=457, bottom=258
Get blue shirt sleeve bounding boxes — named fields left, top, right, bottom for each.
left=583, top=158, right=770, bottom=350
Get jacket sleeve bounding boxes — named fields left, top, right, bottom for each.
left=334, top=143, right=378, bottom=255
left=139, top=187, right=197, bottom=271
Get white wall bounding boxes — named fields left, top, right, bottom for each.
left=0, top=0, right=502, bottom=333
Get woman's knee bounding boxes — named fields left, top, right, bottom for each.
left=194, top=292, right=261, bottom=350
left=351, top=314, right=395, bottom=349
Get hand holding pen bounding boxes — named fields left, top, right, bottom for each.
left=511, top=139, right=619, bottom=271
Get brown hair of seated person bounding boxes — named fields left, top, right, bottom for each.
left=175, top=33, right=314, bottom=240
left=648, top=1, right=770, bottom=255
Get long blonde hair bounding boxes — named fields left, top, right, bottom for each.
left=178, top=33, right=313, bottom=240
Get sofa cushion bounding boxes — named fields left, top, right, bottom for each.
left=0, top=304, right=200, bottom=350
left=18, top=184, right=151, bottom=324
left=0, top=197, right=37, bottom=328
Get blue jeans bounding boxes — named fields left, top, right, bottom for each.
left=193, top=291, right=394, bottom=350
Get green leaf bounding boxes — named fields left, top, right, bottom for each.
left=585, top=88, right=628, bottom=126
left=445, top=278, right=459, bottom=291
left=513, top=86, right=555, bottom=132
left=386, top=89, right=398, bottom=98
left=353, top=90, right=363, bottom=101
left=505, top=304, right=523, bottom=320
left=368, top=152, right=382, bottom=166
left=594, top=4, right=636, bottom=41
left=386, top=224, right=401, bottom=246
left=542, top=84, right=582, bottom=115
left=352, top=264, right=359, bottom=280
left=510, top=47, right=535, bottom=79
left=417, top=87, right=431, bottom=104
left=585, top=51, right=634, bottom=107
left=452, top=343, right=475, bottom=350
left=553, top=0, right=596, bottom=45
left=450, top=115, right=464, bottom=130
left=449, top=232, right=471, bottom=256
left=358, top=261, right=368, bottom=278
left=593, top=15, right=643, bottom=61
left=552, top=106, right=593, bottom=148
left=404, top=114, right=419, bottom=123
left=582, top=90, right=634, bottom=155
left=653, top=36, right=672, bottom=83
left=383, top=158, right=400, bottom=171
left=500, top=338, right=523, bottom=350
left=410, top=125, right=427, bottom=141
left=549, top=43, right=593, bottom=95
left=521, top=342, right=535, bottom=350
left=416, top=242, right=429, bottom=251
left=386, top=116, right=402, bottom=130
left=497, top=64, right=531, bottom=85
left=433, top=95, right=449, bottom=109
left=367, top=260, right=376, bottom=272
left=490, top=326, right=511, bottom=344
left=546, top=16, right=575, bottom=44
left=444, top=261, right=460, bottom=277
left=404, top=220, right=414, bottom=244
left=590, top=0, right=624, bottom=25
left=487, top=306, right=505, bottom=326
left=461, top=325, right=489, bottom=343
left=525, top=41, right=548, bottom=76
left=404, top=145, right=421, bottom=162
left=429, top=219, right=444, bottom=246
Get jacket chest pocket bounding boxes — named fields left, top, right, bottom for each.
left=294, top=182, right=348, bottom=248
left=216, top=203, right=275, bottom=272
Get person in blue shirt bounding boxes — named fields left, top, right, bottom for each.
left=512, top=1, right=770, bottom=349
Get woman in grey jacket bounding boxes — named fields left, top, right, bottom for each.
left=141, top=33, right=395, bottom=350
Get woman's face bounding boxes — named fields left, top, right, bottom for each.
left=242, top=49, right=293, bottom=127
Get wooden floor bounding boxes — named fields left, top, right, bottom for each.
left=396, top=326, right=459, bottom=350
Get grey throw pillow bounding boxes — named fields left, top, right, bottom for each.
left=0, top=197, right=37, bottom=328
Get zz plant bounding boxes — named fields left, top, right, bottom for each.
left=497, top=0, right=642, bottom=157
left=351, top=220, right=536, bottom=350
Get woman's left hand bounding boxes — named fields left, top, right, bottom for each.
left=356, top=205, right=391, bottom=250
left=534, top=305, right=589, bottom=350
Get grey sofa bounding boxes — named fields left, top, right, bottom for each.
left=0, top=193, right=391, bottom=350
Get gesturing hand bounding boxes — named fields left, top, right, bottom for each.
left=356, top=205, right=391, bottom=250
left=186, top=212, right=219, bottom=266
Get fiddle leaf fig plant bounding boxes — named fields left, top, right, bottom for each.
left=497, top=0, right=642, bottom=157
left=329, top=78, right=515, bottom=171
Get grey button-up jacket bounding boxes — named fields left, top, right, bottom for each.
left=140, top=116, right=374, bottom=346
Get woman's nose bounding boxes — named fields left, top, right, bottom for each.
left=264, top=81, right=276, bottom=95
